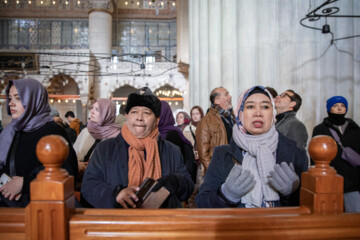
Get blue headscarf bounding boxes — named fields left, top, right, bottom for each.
left=0, top=78, right=53, bottom=169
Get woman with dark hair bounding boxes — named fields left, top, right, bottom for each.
left=183, top=106, right=204, bottom=147
left=176, top=111, right=191, bottom=131
left=158, top=101, right=197, bottom=184
left=0, top=78, right=78, bottom=207
left=196, top=86, right=308, bottom=208
left=183, top=105, right=205, bottom=207
left=312, top=96, right=360, bottom=212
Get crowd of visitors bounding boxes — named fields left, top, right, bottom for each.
left=0, top=78, right=359, bottom=212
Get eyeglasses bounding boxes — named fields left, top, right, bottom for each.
left=279, top=93, right=295, bottom=101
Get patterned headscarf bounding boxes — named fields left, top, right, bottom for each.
left=235, top=86, right=277, bottom=133
left=176, top=111, right=191, bottom=131
left=87, top=98, right=121, bottom=140
left=0, top=78, right=53, bottom=168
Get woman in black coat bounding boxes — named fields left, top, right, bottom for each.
left=158, top=101, right=196, bottom=184
left=196, top=86, right=308, bottom=208
left=0, top=78, right=78, bottom=207
left=312, top=96, right=360, bottom=212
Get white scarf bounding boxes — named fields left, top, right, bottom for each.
left=232, top=125, right=279, bottom=207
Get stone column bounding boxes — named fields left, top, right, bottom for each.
left=189, top=0, right=238, bottom=110
left=88, top=0, right=112, bottom=99
left=177, top=0, right=190, bottom=111
left=188, top=0, right=360, bottom=136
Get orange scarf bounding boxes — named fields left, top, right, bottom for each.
left=121, top=124, right=162, bottom=186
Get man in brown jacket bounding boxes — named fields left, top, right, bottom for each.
left=195, top=87, right=235, bottom=173
left=65, top=111, right=81, bottom=136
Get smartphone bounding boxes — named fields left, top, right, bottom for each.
left=0, top=173, right=22, bottom=201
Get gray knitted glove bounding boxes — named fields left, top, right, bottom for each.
left=221, top=164, right=256, bottom=203
left=268, top=162, right=299, bottom=196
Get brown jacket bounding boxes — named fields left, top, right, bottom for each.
left=70, top=118, right=81, bottom=136
left=195, top=107, right=228, bottom=172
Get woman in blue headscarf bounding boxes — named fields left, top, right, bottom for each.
left=0, top=78, right=78, bottom=207
left=196, top=86, right=308, bottom=208
left=312, top=96, right=360, bottom=212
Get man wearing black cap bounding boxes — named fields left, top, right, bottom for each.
left=81, top=87, right=194, bottom=208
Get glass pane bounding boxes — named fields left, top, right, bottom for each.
left=72, top=21, right=82, bottom=46
left=170, top=21, right=176, bottom=46
left=19, top=20, right=29, bottom=46
left=130, top=21, right=145, bottom=46
left=9, top=20, right=19, bottom=45
left=158, top=22, right=169, bottom=46
left=0, top=21, right=3, bottom=46
left=61, top=21, right=72, bottom=46
left=147, top=22, right=157, bottom=47
left=38, top=20, right=51, bottom=46
left=117, top=21, right=130, bottom=46
left=80, top=21, right=88, bottom=47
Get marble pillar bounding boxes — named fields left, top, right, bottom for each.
left=177, top=0, right=190, bottom=111
left=88, top=0, right=112, bottom=99
left=188, top=0, right=360, bottom=143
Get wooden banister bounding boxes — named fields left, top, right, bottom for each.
left=0, top=208, right=25, bottom=240
left=1, top=135, right=360, bottom=240
left=69, top=211, right=360, bottom=239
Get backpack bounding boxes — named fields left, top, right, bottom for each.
left=79, top=121, right=86, bottom=133
left=64, top=125, right=77, bottom=144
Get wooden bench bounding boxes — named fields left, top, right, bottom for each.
left=1, top=135, right=360, bottom=240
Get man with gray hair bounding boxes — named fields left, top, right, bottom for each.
left=196, top=87, right=235, bottom=173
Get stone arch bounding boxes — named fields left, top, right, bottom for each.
left=47, top=74, right=84, bottom=122
left=47, top=74, right=79, bottom=95
left=154, top=84, right=184, bottom=112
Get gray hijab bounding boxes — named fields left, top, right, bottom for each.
left=0, top=78, right=53, bottom=168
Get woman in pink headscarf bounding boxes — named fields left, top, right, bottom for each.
left=73, top=98, right=121, bottom=181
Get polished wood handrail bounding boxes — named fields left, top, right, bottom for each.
left=1, top=135, right=360, bottom=240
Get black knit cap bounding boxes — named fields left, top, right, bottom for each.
left=125, top=87, right=161, bottom=117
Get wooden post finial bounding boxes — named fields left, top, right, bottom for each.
left=35, top=135, right=69, bottom=181
left=308, top=135, right=338, bottom=175
left=300, top=135, right=343, bottom=213
left=27, top=135, right=74, bottom=240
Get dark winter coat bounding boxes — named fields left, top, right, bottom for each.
left=275, top=111, right=308, bottom=149
left=312, top=117, right=360, bottom=193
left=196, top=133, right=308, bottom=208
left=81, top=133, right=194, bottom=208
left=163, top=130, right=197, bottom=183
left=2, top=121, right=78, bottom=207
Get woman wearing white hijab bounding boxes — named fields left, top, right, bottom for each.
left=196, top=86, right=308, bottom=208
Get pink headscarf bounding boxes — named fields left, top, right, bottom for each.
left=87, top=98, right=121, bottom=140
left=235, top=86, right=277, bottom=133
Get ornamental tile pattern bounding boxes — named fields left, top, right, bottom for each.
left=52, top=21, right=61, bottom=45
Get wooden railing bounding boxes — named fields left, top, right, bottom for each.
left=1, top=135, right=360, bottom=240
